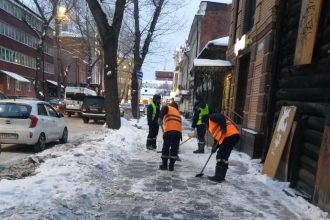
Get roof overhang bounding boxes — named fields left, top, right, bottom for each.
left=47, top=80, right=64, bottom=88
left=193, top=58, right=233, bottom=73
left=0, top=70, right=30, bottom=82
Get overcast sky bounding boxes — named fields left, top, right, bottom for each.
left=142, top=0, right=232, bottom=80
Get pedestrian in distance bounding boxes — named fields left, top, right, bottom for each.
left=146, top=94, right=161, bottom=150
left=158, top=101, right=182, bottom=171
left=206, top=113, right=240, bottom=182
left=192, top=94, right=209, bottom=154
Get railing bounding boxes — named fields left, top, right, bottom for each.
left=226, top=110, right=244, bottom=152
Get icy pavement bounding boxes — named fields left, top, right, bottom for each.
left=0, top=117, right=329, bottom=220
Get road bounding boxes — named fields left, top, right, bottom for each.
left=0, top=115, right=105, bottom=166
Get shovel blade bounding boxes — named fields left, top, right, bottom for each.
left=195, top=173, right=204, bottom=178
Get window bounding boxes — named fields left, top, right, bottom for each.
left=27, top=82, right=31, bottom=92
left=15, top=80, right=21, bottom=91
left=7, top=76, right=10, bottom=89
left=243, top=0, right=256, bottom=33
left=37, top=104, right=48, bottom=116
left=45, top=104, right=57, bottom=117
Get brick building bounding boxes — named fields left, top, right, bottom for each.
left=227, top=0, right=277, bottom=158
left=228, top=0, right=330, bottom=212
left=0, top=0, right=55, bottom=98
left=177, top=1, right=231, bottom=117
left=60, top=35, right=88, bottom=87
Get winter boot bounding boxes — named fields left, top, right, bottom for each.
left=193, top=143, right=205, bottom=154
left=159, top=158, right=168, bottom=170
left=208, top=162, right=228, bottom=183
left=168, top=158, right=176, bottom=171
left=146, top=139, right=153, bottom=150
left=152, top=139, right=157, bottom=150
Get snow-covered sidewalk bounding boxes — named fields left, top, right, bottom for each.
left=0, top=118, right=329, bottom=219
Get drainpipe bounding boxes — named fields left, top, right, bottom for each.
left=263, top=0, right=286, bottom=162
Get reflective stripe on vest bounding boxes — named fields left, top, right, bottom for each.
left=151, top=102, right=156, bottom=120
left=208, top=118, right=239, bottom=144
left=197, top=104, right=209, bottom=125
left=164, top=106, right=182, bottom=133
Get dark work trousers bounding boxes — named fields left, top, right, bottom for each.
left=216, top=134, right=240, bottom=161
left=161, top=134, right=180, bottom=159
left=196, top=124, right=206, bottom=145
left=147, top=122, right=159, bottom=147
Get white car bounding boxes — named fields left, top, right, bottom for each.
left=0, top=99, right=68, bottom=152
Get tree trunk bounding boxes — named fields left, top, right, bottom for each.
left=131, top=62, right=142, bottom=118
left=104, top=45, right=121, bottom=129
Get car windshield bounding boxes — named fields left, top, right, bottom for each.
left=84, top=97, right=104, bottom=107
left=0, top=103, right=32, bottom=118
left=66, top=92, right=85, bottom=101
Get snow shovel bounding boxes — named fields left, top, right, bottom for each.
left=195, top=142, right=218, bottom=178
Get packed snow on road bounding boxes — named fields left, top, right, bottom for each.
left=0, top=118, right=328, bottom=219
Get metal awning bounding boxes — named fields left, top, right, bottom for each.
left=0, top=70, right=30, bottom=82
left=193, top=58, right=233, bottom=74
left=47, top=79, right=64, bottom=88
left=47, top=79, right=58, bottom=86
left=194, top=58, right=232, bottom=67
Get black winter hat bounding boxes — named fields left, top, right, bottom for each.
left=153, top=94, right=161, bottom=101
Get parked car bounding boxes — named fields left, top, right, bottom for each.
left=120, top=103, right=131, bottom=110
left=49, top=98, right=65, bottom=114
left=0, top=92, right=8, bottom=100
left=0, top=99, right=68, bottom=152
left=119, top=106, right=124, bottom=117
left=139, top=104, right=146, bottom=113
left=81, top=96, right=106, bottom=123
left=6, top=95, right=39, bottom=100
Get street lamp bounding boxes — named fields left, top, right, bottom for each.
left=55, top=5, right=67, bottom=98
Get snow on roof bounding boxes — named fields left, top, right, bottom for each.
left=0, top=70, right=30, bottom=82
left=209, top=36, right=229, bottom=46
left=197, top=36, right=229, bottom=58
left=194, top=58, right=232, bottom=67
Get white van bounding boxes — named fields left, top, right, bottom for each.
left=64, top=86, right=96, bottom=117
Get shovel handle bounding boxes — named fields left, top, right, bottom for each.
left=197, top=141, right=218, bottom=175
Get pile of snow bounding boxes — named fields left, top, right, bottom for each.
left=0, top=118, right=146, bottom=215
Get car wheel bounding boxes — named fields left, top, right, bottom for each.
left=83, top=117, right=89, bottom=123
left=34, top=133, right=46, bottom=152
left=59, top=127, right=68, bottom=144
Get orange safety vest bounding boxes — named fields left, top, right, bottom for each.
left=164, top=106, right=182, bottom=133
left=208, top=118, right=239, bottom=144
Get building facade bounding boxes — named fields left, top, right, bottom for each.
left=176, top=1, right=231, bottom=117
left=228, top=0, right=330, bottom=211
left=0, top=0, right=55, bottom=98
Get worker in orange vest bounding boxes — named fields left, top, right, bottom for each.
left=207, top=113, right=240, bottom=182
left=158, top=101, right=182, bottom=171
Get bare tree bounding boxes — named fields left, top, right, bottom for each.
left=22, top=0, right=60, bottom=100
left=22, top=0, right=74, bottom=100
left=85, top=0, right=126, bottom=129
left=68, top=0, right=102, bottom=87
left=129, top=0, right=184, bottom=118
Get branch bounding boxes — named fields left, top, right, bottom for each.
left=141, top=0, right=165, bottom=62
